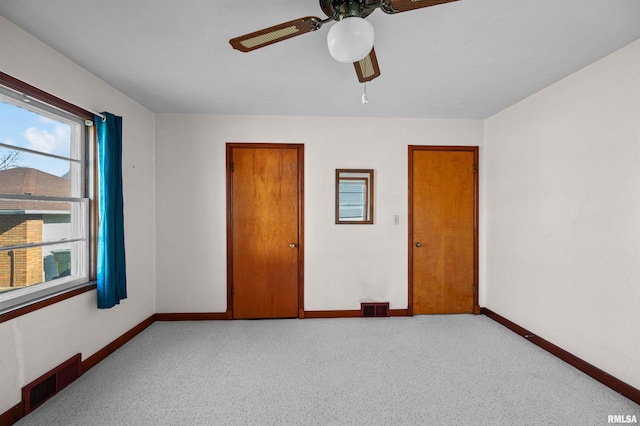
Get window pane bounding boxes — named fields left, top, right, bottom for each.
left=0, top=240, right=84, bottom=294
left=0, top=159, right=73, bottom=197
left=0, top=199, right=89, bottom=248
left=0, top=97, right=84, bottom=197
left=0, top=247, right=45, bottom=292
left=0, top=100, right=72, bottom=159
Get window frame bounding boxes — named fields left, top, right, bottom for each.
left=0, top=72, right=97, bottom=322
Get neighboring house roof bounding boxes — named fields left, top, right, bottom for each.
left=0, top=167, right=70, bottom=212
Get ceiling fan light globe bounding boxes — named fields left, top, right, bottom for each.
left=327, top=17, right=374, bottom=63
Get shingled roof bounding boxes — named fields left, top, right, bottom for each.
left=0, top=167, right=70, bottom=212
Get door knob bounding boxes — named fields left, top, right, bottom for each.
left=415, top=242, right=422, bottom=248
left=290, top=243, right=297, bottom=248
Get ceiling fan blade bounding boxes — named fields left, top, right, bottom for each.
left=384, top=0, right=458, bottom=13
left=354, top=48, right=381, bottom=83
left=229, top=17, right=322, bottom=52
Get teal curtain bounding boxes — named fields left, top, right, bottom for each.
left=95, top=112, right=127, bottom=309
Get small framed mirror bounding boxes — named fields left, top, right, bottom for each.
left=335, top=169, right=374, bottom=224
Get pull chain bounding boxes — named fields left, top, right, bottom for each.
left=362, top=82, right=369, bottom=105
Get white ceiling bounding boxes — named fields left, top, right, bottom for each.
left=1, top=0, right=639, bottom=119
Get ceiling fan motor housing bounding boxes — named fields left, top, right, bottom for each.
left=321, top=0, right=375, bottom=20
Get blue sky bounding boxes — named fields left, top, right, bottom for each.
left=0, top=100, right=72, bottom=177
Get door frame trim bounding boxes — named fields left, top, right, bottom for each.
left=226, top=143, right=305, bottom=319
left=408, top=145, right=479, bottom=315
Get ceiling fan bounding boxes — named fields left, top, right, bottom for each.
left=229, top=0, right=458, bottom=83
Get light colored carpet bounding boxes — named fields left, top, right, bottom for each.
left=17, top=315, right=640, bottom=425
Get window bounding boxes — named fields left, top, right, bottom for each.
left=0, top=78, right=94, bottom=314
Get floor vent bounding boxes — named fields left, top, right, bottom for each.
left=22, top=353, right=82, bottom=415
left=361, top=302, right=390, bottom=317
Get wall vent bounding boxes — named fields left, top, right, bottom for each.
left=22, top=353, right=82, bottom=414
left=361, top=302, right=390, bottom=317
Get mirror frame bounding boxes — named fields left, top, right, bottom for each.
left=335, top=169, right=374, bottom=224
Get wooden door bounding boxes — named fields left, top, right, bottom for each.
left=409, top=146, right=478, bottom=314
left=227, top=143, right=304, bottom=319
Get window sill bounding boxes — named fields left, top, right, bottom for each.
left=0, top=281, right=96, bottom=324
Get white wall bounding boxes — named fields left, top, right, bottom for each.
left=485, top=40, right=640, bottom=389
left=155, top=115, right=484, bottom=313
left=0, top=17, right=156, bottom=413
